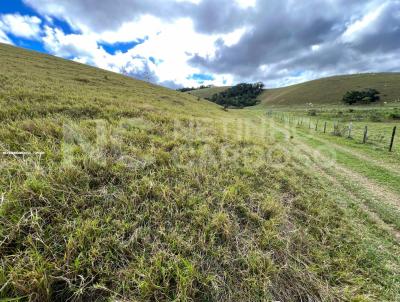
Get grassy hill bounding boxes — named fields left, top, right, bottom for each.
left=260, top=73, right=400, bottom=106
left=0, top=44, right=219, bottom=121
left=1, top=43, right=399, bottom=301
left=187, top=73, right=400, bottom=107
left=187, top=86, right=229, bottom=99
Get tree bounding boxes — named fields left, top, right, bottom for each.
left=343, top=91, right=363, bottom=105
left=343, top=89, right=380, bottom=105
left=363, top=88, right=380, bottom=103
left=210, top=82, right=264, bottom=108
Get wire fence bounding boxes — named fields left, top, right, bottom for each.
left=267, top=112, right=398, bottom=153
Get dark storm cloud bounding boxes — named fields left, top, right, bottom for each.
left=189, top=1, right=359, bottom=75
left=190, top=0, right=252, bottom=34
left=343, top=1, right=400, bottom=53
left=190, top=0, right=400, bottom=86
left=23, top=0, right=248, bottom=34
left=23, top=0, right=192, bottom=31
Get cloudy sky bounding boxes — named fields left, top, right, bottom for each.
left=1, top=0, right=399, bottom=88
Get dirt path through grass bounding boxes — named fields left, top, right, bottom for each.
left=292, top=142, right=400, bottom=241
left=301, top=132, right=400, bottom=176
left=265, top=120, right=400, bottom=241
left=303, top=154, right=400, bottom=241
left=269, top=119, right=400, bottom=208
left=299, top=134, right=400, bottom=209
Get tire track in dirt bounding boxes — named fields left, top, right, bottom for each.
left=292, top=144, right=400, bottom=241
left=270, top=120, right=400, bottom=209
left=300, top=137, right=400, bottom=209
left=254, top=115, right=400, bottom=240
left=277, top=128, right=400, bottom=241
left=299, top=131, right=400, bottom=177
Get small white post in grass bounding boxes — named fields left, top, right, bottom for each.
left=348, top=122, right=352, bottom=138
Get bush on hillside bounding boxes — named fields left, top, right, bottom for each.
left=343, top=89, right=380, bottom=105
left=308, top=109, right=317, bottom=116
left=210, top=82, right=264, bottom=108
left=390, top=113, right=400, bottom=120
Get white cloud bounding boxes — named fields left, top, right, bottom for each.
left=97, top=15, right=163, bottom=44
left=0, top=14, right=42, bottom=39
left=41, top=15, right=239, bottom=87
left=0, top=29, right=12, bottom=44
left=221, top=27, right=248, bottom=47
left=43, top=26, right=99, bottom=57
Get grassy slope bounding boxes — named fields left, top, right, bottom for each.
left=187, top=86, right=229, bottom=99
left=187, top=73, right=400, bottom=107
left=260, top=73, right=400, bottom=106
left=1, top=44, right=399, bottom=301
left=0, top=43, right=220, bottom=122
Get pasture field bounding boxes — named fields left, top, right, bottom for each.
left=259, top=73, right=400, bottom=106
left=0, top=43, right=400, bottom=301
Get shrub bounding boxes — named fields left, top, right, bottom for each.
left=390, top=113, right=400, bottom=120
left=370, top=113, right=383, bottom=122
left=307, top=109, right=317, bottom=116
left=343, top=89, right=380, bottom=105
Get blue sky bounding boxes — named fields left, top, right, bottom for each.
left=0, top=0, right=77, bottom=51
left=1, top=0, right=399, bottom=88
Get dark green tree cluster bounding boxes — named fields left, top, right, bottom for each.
left=343, top=88, right=380, bottom=105
left=176, top=85, right=212, bottom=92
left=210, top=82, right=264, bottom=108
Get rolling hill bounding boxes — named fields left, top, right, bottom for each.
left=187, top=86, right=229, bottom=99
left=260, top=73, right=400, bottom=106
left=188, top=73, right=400, bottom=107
left=0, top=43, right=219, bottom=122
left=1, top=43, right=399, bottom=301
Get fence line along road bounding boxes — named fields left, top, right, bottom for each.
left=267, top=112, right=398, bottom=152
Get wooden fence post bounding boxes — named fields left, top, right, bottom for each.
left=363, top=126, right=368, bottom=144
left=389, top=126, right=397, bottom=152
left=315, top=120, right=319, bottom=131
left=309, top=119, right=311, bottom=129
left=324, top=121, right=327, bottom=133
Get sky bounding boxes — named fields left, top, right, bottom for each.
left=0, top=0, right=399, bottom=89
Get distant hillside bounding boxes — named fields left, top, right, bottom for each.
left=188, top=73, right=400, bottom=107
left=260, top=73, right=400, bottom=106
left=188, top=86, right=229, bottom=99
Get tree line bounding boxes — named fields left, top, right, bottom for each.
left=176, top=85, right=213, bottom=92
